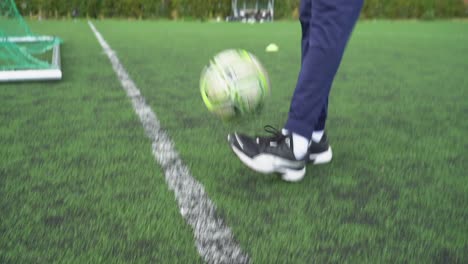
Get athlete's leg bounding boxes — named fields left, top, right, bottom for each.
left=284, top=0, right=364, bottom=139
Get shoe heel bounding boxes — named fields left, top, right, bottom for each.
left=281, top=167, right=306, bottom=182
left=311, top=147, right=332, bottom=165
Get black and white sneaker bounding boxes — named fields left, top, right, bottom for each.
left=227, top=126, right=306, bottom=182
left=308, top=133, right=333, bottom=165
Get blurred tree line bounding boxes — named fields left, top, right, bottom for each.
left=13, top=0, right=466, bottom=19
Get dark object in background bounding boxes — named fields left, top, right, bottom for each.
left=72, top=8, right=78, bottom=18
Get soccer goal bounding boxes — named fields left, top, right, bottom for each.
left=0, top=0, right=62, bottom=82
left=228, top=0, right=275, bottom=23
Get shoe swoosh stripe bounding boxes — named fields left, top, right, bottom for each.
left=235, top=133, right=244, bottom=150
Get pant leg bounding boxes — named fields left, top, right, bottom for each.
left=284, top=0, right=363, bottom=139
left=299, top=0, right=312, bottom=63
left=314, top=97, right=328, bottom=131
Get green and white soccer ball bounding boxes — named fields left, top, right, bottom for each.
left=200, top=49, right=270, bottom=119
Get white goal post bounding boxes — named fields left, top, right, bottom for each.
left=0, top=35, right=62, bottom=82
left=229, top=0, right=275, bottom=22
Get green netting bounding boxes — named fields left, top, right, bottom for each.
left=0, top=0, right=61, bottom=71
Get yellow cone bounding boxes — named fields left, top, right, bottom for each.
left=265, top=43, right=279, bottom=53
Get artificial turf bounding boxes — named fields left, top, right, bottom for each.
left=0, top=20, right=202, bottom=263
left=1, top=19, right=467, bottom=263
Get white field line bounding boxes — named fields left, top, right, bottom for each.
left=88, top=21, right=249, bottom=264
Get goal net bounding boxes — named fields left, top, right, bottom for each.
left=0, top=0, right=62, bottom=82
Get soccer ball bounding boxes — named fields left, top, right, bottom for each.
left=200, top=49, right=270, bottom=119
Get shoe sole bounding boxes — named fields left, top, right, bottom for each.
left=230, top=144, right=306, bottom=182
left=309, top=147, right=332, bottom=165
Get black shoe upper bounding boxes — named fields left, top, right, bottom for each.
left=228, top=133, right=262, bottom=158
left=228, top=126, right=300, bottom=162
left=308, top=133, right=329, bottom=154
left=255, top=125, right=285, bottom=146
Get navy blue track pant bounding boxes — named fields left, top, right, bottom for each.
left=284, top=0, right=364, bottom=139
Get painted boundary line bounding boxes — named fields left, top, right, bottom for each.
left=88, top=21, right=250, bottom=264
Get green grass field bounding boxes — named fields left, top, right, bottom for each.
left=1, top=20, right=467, bottom=263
